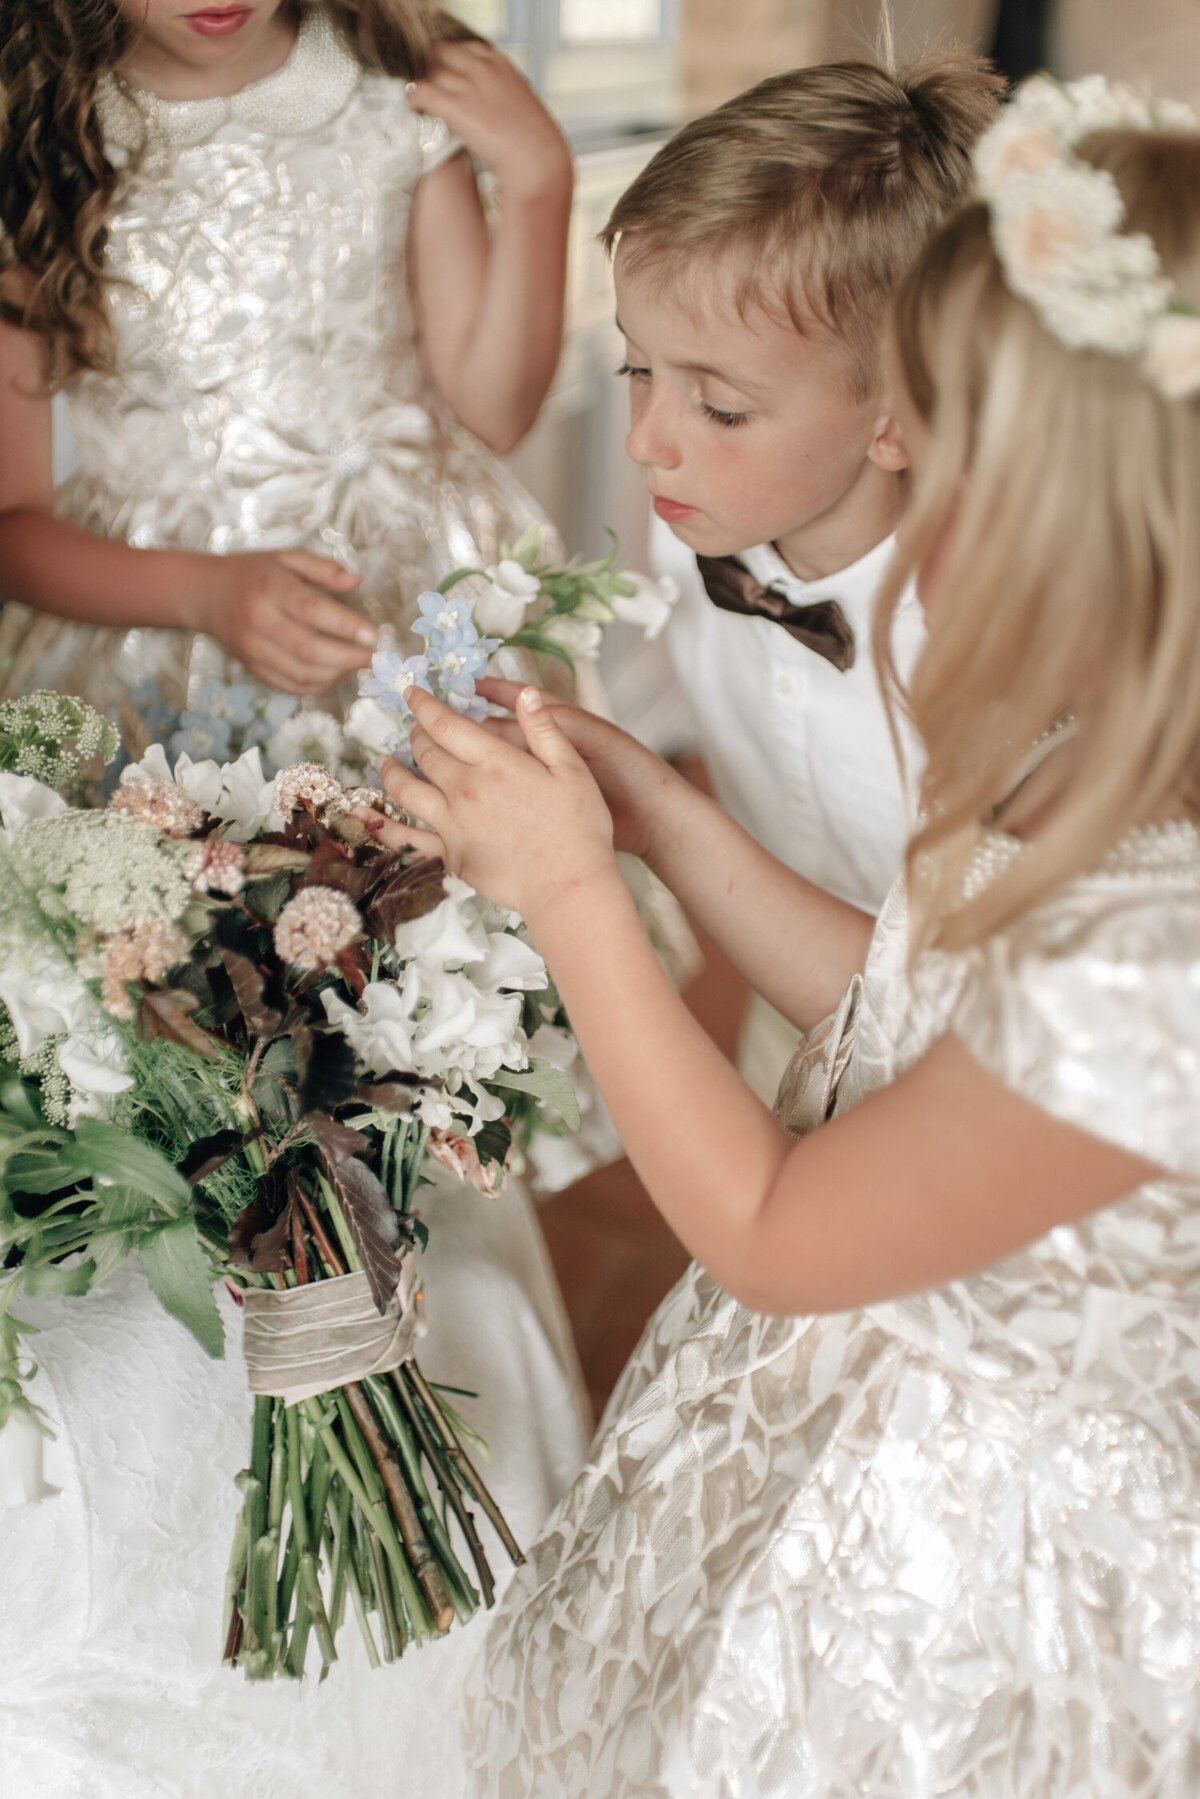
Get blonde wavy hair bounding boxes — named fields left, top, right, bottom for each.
left=0, top=0, right=476, bottom=385
left=875, top=127, right=1200, bottom=956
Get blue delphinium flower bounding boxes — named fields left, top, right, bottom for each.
left=413, top=590, right=476, bottom=656
left=361, top=650, right=435, bottom=716
left=169, top=709, right=233, bottom=762
left=194, top=678, right=259, bottom=729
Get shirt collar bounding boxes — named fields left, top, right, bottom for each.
left=737, top=534, right=909, bottom=628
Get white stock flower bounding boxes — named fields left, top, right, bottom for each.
left=1144, top=311, right=1200, bottom=401
left=321, top=982, right=416, bottom=1077
left=393, top=876, right=488, bottom=968
left=612, top=571, right=681, bottom=642
left=474, top=558, right=541, bottom=637
left=541, top=614, right=603, bottom=661
left=0, top=773, right=67, bottom=843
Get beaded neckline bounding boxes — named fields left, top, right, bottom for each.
left=96, top=7, right=361, bottom=152
left=961, top=816, right=1200, bottom=903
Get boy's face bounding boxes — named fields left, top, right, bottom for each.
left=614, top=249, right=906, bottom=578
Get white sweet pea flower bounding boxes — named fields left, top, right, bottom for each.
left=449, top=1078, right=508, bottom=1136
left=58, top=1027, right=135, bottom=1122
left=528, top=1023, right=578, bottom=1071
left=474, top=931, right=548, bottom=994
left=394, top=876, right=488, bottom=969
left=410, top=968, right=525, bottom=1082
left=541, top=615, right=603, bottom=661
left=321, top=982, right=417, bottom=1078
left=121, top=745, right=225, bottom=816
left=215, top=748, right=284, bottom=843
left=0, top=965, right=94, bottom=1059
left=612, top=572, right=681, bottom=642
left=0, top=773, right=68, bottom=844
left=343, top=695, right=402, bottom=761
left=474, top=558, right=541, bottom=638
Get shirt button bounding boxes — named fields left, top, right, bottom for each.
left=776, top=674, right=794, bottom=696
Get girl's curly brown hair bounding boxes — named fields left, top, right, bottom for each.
left=0, top=1, right=475, bottom=385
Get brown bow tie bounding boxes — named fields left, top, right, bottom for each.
left=696, top=554, right=856, bottom=672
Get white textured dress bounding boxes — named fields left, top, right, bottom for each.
left=0, top=5, right=551, bottom=739
left=0, top=17, right=593, bottom=1795
left=464, top=825, right=1200, bottom=1796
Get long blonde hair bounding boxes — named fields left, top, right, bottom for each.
left=875, top=127, right=1200, bottom=955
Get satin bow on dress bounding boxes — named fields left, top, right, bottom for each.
left=696, top=552, right=856, bottom=672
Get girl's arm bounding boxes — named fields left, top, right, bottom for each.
left=0, top=299, right=375, bottom=695
left=374, top=687, right=1158, bottom=1318
left=407, top=43, right=573, bottom=455
left=475, top=677, right=873, bottom=1032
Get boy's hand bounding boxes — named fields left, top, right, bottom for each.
left=407, top=42, right=573, bottom=203
left=475, top=678, right=687, bottom=866
left=368, top=685, right=615, bottom=923
left=194, top=550, right=375, bottom=695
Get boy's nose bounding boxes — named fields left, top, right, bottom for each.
left=625, top=393, right=681, bottom=473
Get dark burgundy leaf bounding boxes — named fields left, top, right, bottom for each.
left=299, top=839, right=374, bottom=900
left=296, top=1029, right=359, bottom=1115
left=138, top=989, right=223, bottom=1061
left=241, top=845, right=311, bottom=878
left=218, top=947, right=283, bottom=1039
left=361, top=855, right=446, bottom=940
left=180, top=1128, right=245, bottom=1183
left=307, top=1113, right=370, bottom=1160
left=229, top=1166, right=293, bottom=1273
left=309, top=1116, right=403, bottom=1312
left=353, top=1079, right=422, bottom=1113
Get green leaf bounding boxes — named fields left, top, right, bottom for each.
left=486, top=1060, right=581, bottom=1132
left=139, top=1217, right=224, bottom=1359
left=436, top=565, right=487, bottom=594
left=22, top=1257, right=97, bottom=1298
left=68, top=1120, right=193, bottom=1211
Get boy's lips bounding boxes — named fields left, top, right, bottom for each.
left=652, top=496, right=698, bottom=523
left=184, top=6, right=251, bottom=35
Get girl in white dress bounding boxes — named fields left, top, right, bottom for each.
left=373, top=85, right=1200, bottom=1795
left=0, top=6, right=590, bottom=1792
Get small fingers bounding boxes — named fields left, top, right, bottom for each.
left=379, top=755, right=447, bottom=827
left=406, top=686, right=489, bottom=764
left=284, top=588, right=377, bottom=649
left=354, top=806, right=445, bottom=862
left=276, top=549, right=361, bottom=591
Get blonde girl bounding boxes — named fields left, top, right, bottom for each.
left=370, top=84, right=1200, bottom=1794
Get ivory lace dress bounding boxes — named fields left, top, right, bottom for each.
left=464, top=826, right=1200, bottom=1797
left=0, top=5, right=551, bottom=740
left=0, top=17, right=593, bottom=1796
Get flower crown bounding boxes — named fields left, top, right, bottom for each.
left=973, top=75, right=1200, bottom=400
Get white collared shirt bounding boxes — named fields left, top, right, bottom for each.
left=657, top=523, right=926, bottom=915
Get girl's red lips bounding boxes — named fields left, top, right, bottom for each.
left=184, top=7, right=251, bottom=35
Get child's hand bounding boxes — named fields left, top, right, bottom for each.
left=195, top=550, right=376, bottom=696
left=475, top=678, right=688, bottom=865
left=369, top=685, right=616, bottom=922
left=407, top=42, right=572, bottom=203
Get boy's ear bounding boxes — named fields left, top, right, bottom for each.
left=867, top=411, right=909, bottom=475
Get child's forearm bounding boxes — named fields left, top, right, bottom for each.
left=0, top=507, right=205, bottom=630
left=643, top=773, right=874, bottom=1032
left=527, top=864, right=793, bottom=1248
left=440, top=164, right=573, bottom=453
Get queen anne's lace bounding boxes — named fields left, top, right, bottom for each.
left=976, top=75, right=1200, bottom=398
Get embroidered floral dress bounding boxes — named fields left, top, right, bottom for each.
left=464, top=825, right=1200, bottom=1797
left=0, top=5, right=550, bottom=746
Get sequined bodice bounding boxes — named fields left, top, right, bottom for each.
left=465, top=826, right=1200, bottom=1796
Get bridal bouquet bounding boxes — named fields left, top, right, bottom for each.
left=0, top=691, right=580, bottom=1680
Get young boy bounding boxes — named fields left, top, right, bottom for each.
left=605, top=53, right=1003, bottom=1096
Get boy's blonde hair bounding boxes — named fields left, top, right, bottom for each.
left=601, top=54, right=1005, bottom=395
left=875, top=128, right=1200, bottom=955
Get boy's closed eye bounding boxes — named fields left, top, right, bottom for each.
left=614, top=360, right=751, bottom=429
